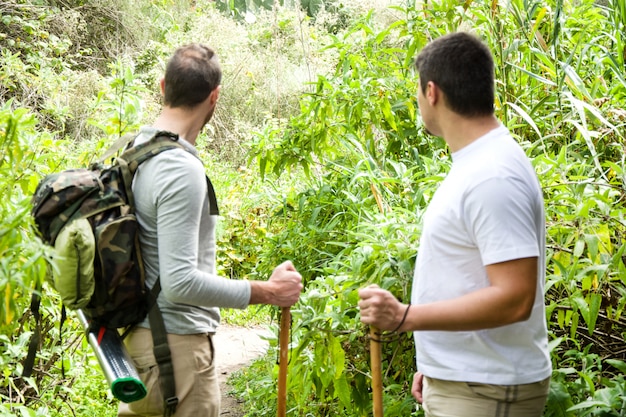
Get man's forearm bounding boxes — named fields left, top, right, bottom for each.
left=249, top=280, right=272, bottom=305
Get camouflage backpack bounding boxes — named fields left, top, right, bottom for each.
left=31, top=131, right=185, bottom=328
left=26, top=131, right=218, bottom=415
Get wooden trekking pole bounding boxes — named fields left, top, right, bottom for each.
left=370, top=326, right=384, bottom=417
left=277, top=307, right=291, bottom=417
left=369, top=182, right=385, bottom=416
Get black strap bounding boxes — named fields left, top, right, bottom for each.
left=22, top=292, right=41, bottom=377
left=206, top=176, right=219, bottom=216
left=23, top=295, right=68, bottom=379
left=59, top=305, right=66, bottom=378
left=117, top=132, right=183, bottom=213
left=147, top=278, right=178, bottom=417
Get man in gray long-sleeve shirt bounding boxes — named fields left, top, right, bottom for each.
left=117, top=43, right=303, bottom=417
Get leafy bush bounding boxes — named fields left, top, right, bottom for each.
left=0, top=104, right=117, bottom=416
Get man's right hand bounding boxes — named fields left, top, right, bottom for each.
left=249, top=261, right=303, bottom=307
left=411, top=372, right=424, bottom=403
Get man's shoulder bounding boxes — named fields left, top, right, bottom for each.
left=135, top=145, right=204, bottom=191
left=141, top=149, right=204, bottom=183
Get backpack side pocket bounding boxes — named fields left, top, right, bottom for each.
left=52, top=218, right=96, bottom=309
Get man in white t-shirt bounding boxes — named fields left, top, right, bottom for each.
left=358, top=32, right=551, bottom=416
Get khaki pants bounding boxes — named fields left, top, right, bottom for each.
left=422, top=376, right=550, bottom=417
left=118, top=328, right=220, bottom=417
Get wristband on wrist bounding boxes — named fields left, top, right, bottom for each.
left=391, top=302, right=411, bottom=333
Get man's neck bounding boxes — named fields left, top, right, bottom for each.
left=152, top=107, right=206, bottom=146
left=441, top=113, right=501, bottom=153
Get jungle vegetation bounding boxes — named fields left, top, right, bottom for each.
left=1, top=0, right=625, bottom=415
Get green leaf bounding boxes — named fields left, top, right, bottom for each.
left=330, top=335, right=346, bottom=378
left=548, top=336, right=564, bottom=353
left=605, top=359, right=626, bottom=374
left=585, top=234, right=599, bottom=263
left=547, top=380, right=574, bottom=417
left=567, top=400, right=609, bottom=412
left=573, top=239, right=585, bottom=258
left=585, top=292, right=602, bottom=335
left=334, top=374, right=352, bottom=410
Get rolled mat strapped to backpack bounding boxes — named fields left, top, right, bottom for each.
left=77, top=310, right=147, bottom=403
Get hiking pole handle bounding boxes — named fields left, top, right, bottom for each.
left=370, top=325, right=384, bottom=417
left=277, top=307, right=291, bottom=417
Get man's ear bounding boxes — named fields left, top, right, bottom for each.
left=209, top=85, right=221, bottom=106
left=159, top=78, right=166, bottom=95
left=426, top=81, right=438, bottom=106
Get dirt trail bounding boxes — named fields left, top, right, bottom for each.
left=214, top=324, right=272, bottom=416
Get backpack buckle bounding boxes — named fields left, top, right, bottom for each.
left=163, top=396, right=179, bottom=417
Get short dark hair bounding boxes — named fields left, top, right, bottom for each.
left=163, top=44, right=222, bottom=108
left=414, top=32, right=494, bottom=117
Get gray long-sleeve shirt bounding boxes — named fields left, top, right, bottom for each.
left=132, top=126, right=251, bottom=334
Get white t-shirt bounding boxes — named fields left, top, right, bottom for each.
left=411, top=125, right=552, bottom=385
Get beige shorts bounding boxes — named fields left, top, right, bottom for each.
left=118, top=327, right=219, bottom=417
left=422, top=376, right=550, bottom=417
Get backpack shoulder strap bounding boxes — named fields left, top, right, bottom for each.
left=117, top=131, right=183, bottom=174
left=206, top=176, right=219, bottom=216
left=117, top=131, right=184, bottom=416
left=21, top=290, right=41, bottom=377
left=115, top=131, right=184, bottom=211
left=148, top=278, right=178, bottom=416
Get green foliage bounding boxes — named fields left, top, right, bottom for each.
left=3, top=0, right=626, bottom=415
left=250, top=8, right=433, bottom=179
left=216, top=0, right=351, bottom=21
left=0, top=104, right=51, bottom=327
left=547, top=346, right=626, bottom=416
left=0, top=104, right=117, bottom=416
left=87, top=59, right=147, bottom=139
left=0, top=0, right=172, bottom=141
